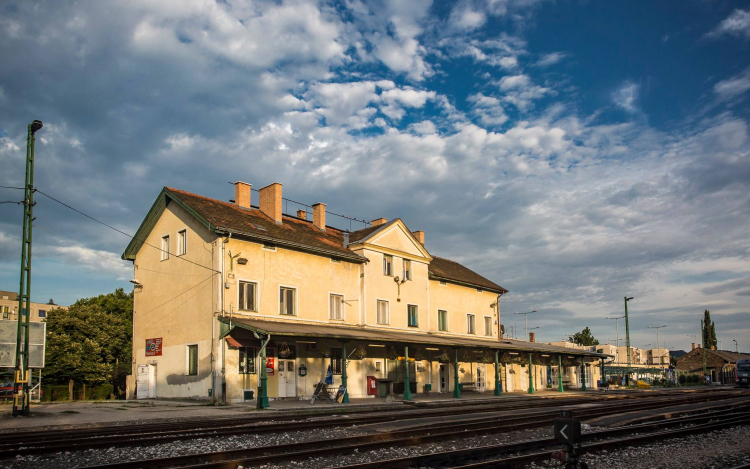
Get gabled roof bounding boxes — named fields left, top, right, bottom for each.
left=122, top=187, right=367, bottom=263
left=122, top=187, right=507, bottom=294
left=429, top=256, right=508, bottom=294
left=348, top=218, right=432, bottom=260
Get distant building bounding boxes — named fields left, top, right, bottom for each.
left=0, top=290, right=67, bottom=322
left=675, top=344, right=750, bottom=384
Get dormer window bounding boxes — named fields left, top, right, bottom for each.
left=383, top=255, right=393, bottom=276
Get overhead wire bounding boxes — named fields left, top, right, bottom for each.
left=0, top=185, right=25, bottom=190
left=35, top=189, right=220, bottom=273
left=0, top=201, right=23, bottom=204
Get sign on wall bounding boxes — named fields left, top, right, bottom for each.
left=145, top=338, right=163, bottom=356
left=266, top=357, right=275, bottom=376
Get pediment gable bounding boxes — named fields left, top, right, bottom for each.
left=362, top=219, right=431, bottom=260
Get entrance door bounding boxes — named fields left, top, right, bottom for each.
left=137, top=365, right=148, bottom=399
left=278, top=360, right=296, bottom=398
left=439, top=364, right=448, bottom=392
left=476, top=365, right=486, bottom=392
left=505, top=368, right=514, bottom=392
left=147, top=364, right=157, bottom=398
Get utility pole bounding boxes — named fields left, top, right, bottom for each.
left=648, top=325, right=667, bottom=366
left=13, top=120, right=43, bottom=417
left=514, top=310, right=536, bottom=341
left=734, top=340, right=739, bottom=353
left=606, top=315, right=625, bottom=363
left=624, top=297, right=633, bottom=387
left=701, top=320, right=706, bottom=379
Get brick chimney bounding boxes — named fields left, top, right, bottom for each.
left=259, top=182, right=282, bottom=224
left=296, top=210, right=307, bottom=220
left=371, top=218, right=387, bottom=227
left=529, top=332, right=535, bottom=343
left=691, top=343, right=696, bottom=351
left=312, top=203, right=326, bottom=231
left=412, top=230, right=424, bottom=245
left=234, top=181, right=251, bottom=209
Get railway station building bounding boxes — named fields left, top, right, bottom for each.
left=123, top=182, right=606, bottom=402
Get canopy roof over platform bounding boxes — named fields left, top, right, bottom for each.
left=219, top=317, right=608, bottom=359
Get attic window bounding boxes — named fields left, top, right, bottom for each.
left=439, top=281, right=446, bottom=286
left=263, top=243, right=276, bottom=252
left=476, top=288, right=483, bottom=293
left=331, top=258, right=341, bottom=264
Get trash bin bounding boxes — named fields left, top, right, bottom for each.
left=424, top=383, right=432, bottom=396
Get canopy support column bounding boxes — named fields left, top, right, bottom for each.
left=558, top=355, right=564, bottom=393
left=453, top=349, right=461, bottom=398
left=581, top=359, right=587, bottom=391
left=494, top=351, right=501, bottom=396
left=403, top=346, right=412, bottom=401
left=342, top=342, right=349, bottom=403
left=528, top=353, right=534, bottom=394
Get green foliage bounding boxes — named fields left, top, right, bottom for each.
left=569, top=327, right=600, bottom=346
left=678, top=374, right=687, bottom=384
left=44, top=289, right=133, bottom=391
left=702, top=310, right=717, bottom=349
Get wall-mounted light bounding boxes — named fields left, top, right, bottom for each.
left=425, top=347, right=439, bottom=351
left=368, top=344, right=386, bottom=347
left=237, top=258, right=248, bottom=265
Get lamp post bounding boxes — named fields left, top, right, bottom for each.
left=13, top=120, right=43, bottom=417
left=701, top=320, right=706, bottom=378
left=624, top=297, right=633, bottom=387
left=734, top=340, right=739, bottom=353
left=514, top=310, right=536, bottom=341
left=606, top=315, right=625, bottom=362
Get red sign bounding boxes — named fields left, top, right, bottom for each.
left=266, top=357, right=275, bottom=376
left=146, top=338, right=162, bottom=356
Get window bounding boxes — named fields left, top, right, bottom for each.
left=476, top=288, right=483, bottom=293
left=467, top=314, right=476, bottom=334
left=438, top=310, right=448, bottom=331
left=329, top=294, right=344, bottom=320
left=439, top=281, right=447, bottom=286
left=21, top=308, right=26, bottom=316
left=377, top=300, right=389, bottom=325
left=263, top=243, right=276, bottom=252
left=383, top=255, right=392, bottom=276
left=38, top=310, right=47, bottom=319
left=407, top=305, right=418, bottom=328
left=187, top=345, right=198, bottom=375
left=279, top=287, right=295, bottom=315
left=239, top=281, right=257, bottom=312
left=161, top=235, right=170, bottom=260
left=402, top=259, right=411, bottom=280
left=239, top=347, right=256, bottom=374
left=177, top=230, right=187, bottom=256
left=2, top=306, right=8, bottom=319
left=331, top=348, right=342, bottom=375
left=484, top=316, right=492, bottom=336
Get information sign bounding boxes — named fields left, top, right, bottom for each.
left=145, top=338, right=162, bottom=356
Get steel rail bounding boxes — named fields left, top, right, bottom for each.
left=73, top=394, right=750, bottom=469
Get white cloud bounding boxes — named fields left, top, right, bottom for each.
left=498, top=74, right=531, bottom=90
left=534, top=52, right=566, bottom=67
left=612, top=82, right=639, bottom=112
left=706, top=9, right=750, bottom=40
left=714, top=69, right=750, bottom=100
left=495, top=74, right=552, bottom=110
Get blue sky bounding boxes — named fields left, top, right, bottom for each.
left=1, top=0, right=749, bottom=352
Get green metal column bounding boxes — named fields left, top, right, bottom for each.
left=494, top=351, right=501, bottom=396
left=624, top=297, right=632, bottom=387
left=558, top=355, right=564, bottom=393
left=342, top=343, right=349, bottom=403
left=13, top=120, right=42, bottom=417
left=701, top=320, right=706, bottom=380
left=259, top=341, right=269, bottom=408
left=403, top=346, right=411, bottom=400
left=527, top=353, right=534, bottom=394
left=600, top=357, right=605, bottom=388
left=581, top=359, right=587, bottom=391
left=453, top=349, right=461, bottom=398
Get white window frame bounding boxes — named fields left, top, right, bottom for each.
left=177, top=229, right=187, bottom=256
left=186, top=343, right=198, bottom=376
left=402, top=259, right=411, bottom=281
left=407, top=304, right=419, bottom=328
left=279, top=285, right=297, bottom=316
left=376, top=299, right=390, bottom=325
left=383, top=254, right=393, bottom=276
left=438, top=309, right=448, bottom=332
left=467, top=314, right=476, bottom=335
left=238, top=279, right=259, bottom=312
left=484, top=316, right=493, bottom=336
left=329, top=292, right=345, bottom=320
left=161, top=235, right=170, bottom=261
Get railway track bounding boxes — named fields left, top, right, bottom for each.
left=3, top=389, right=729, bottom=458
left=0, top=391, right=742, bottom=458
left=57, top=391, right=750, bottom=469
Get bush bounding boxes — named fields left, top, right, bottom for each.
left=40, top=383, right=115, bottom=401
left=678, top=374, right=686, bottom=384
left=92, top=384, right=113, bottom=400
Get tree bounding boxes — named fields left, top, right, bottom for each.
left=702, top=310, right=717, bottom=350
left=44, top=289, right=133, bottom=397
left=569, top=327, right=600, bottom=346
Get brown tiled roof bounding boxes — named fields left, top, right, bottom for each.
left=428, top=256, right=507, bottom=294
left=166, top=188, right=366, bottom=262
left=347, top=225, right=381, bottom=243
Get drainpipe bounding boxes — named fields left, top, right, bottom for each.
left=453, top=349, right=460, bottom=398
left=403, top=346, right=411, bottom=400
left=558, top=355, right=564, bottom=393
left=528, top=353, right=534, bottom=394
left=210, top=241, right=216, bottom=403
left=494, top=351, right=501, bottom=396
left=221, top=234, right=230, bottom=404
left=258, top=333, right=271, bottom=409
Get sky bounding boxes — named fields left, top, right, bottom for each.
left=1, top=0, right=749, bottom=354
